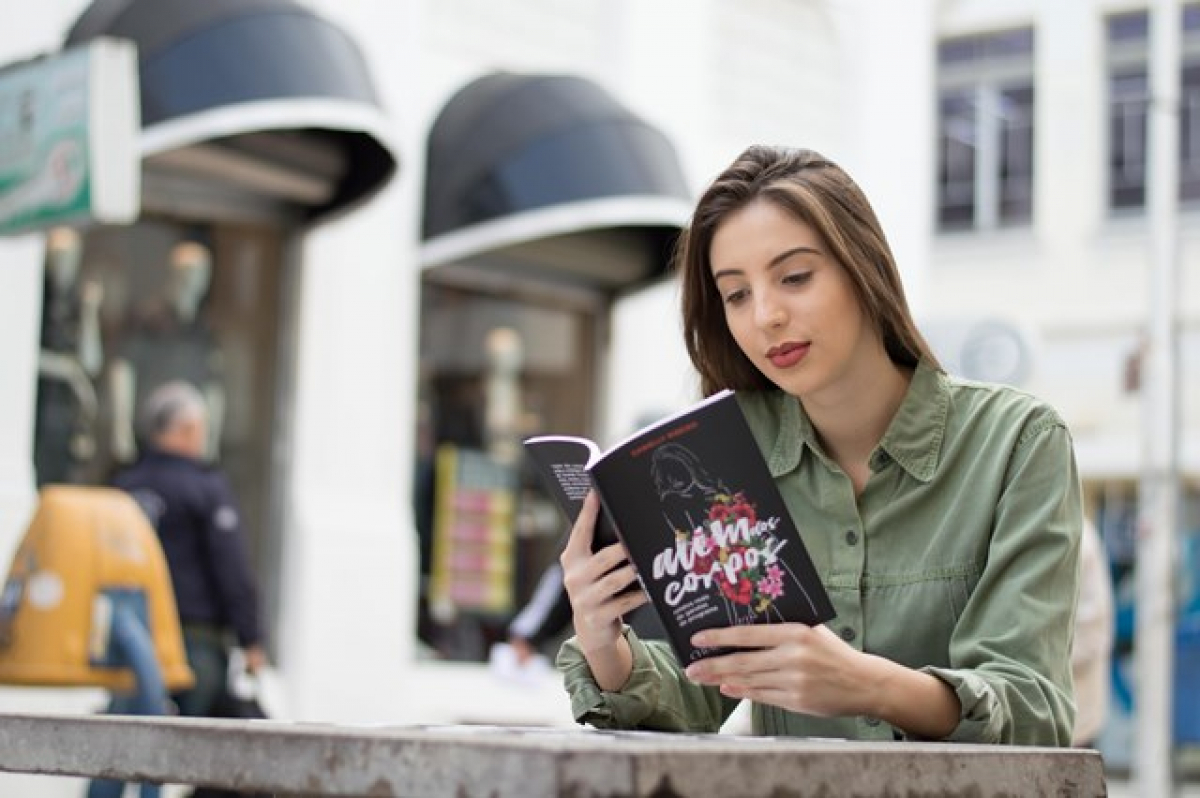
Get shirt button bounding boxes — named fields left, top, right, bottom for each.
left=844, top=529, right=859, bottom=546
left=840, top=626, right=857, bottom=642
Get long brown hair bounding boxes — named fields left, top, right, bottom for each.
left=676, top=145, right=941, bottom=396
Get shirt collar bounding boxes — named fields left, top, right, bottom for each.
left=765, top=390, right=804, bottom=477
left=764, top=359, right=947, bottom=483
left=874, top=359, right=947, bottom=483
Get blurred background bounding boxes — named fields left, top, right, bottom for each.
left=0, top=0, right=1196, bottom=795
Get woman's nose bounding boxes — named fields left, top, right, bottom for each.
left=754, top=292, right=786, bottom=329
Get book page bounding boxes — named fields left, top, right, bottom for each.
left=522, top=436, right=621, bottom=550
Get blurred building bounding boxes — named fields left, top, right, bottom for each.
left=0, top=1, right=1195, bottom=794
left=923, top=1, right=1200, bottom=768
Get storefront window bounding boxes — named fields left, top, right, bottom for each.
left=414, top=278, right=601, bottom=661
left=32, top=218, right=286, bottom=579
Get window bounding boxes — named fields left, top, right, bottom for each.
left=33, top=218, right=287, bottom=641
left=414, top=278, right=604, bottom=661
left=1106, top=6, right=1200, bottom=210
left=936, top=28, right=1036, bottom=231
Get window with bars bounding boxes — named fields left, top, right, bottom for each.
left=936, top=28, right=1036, bottom=232
left=1106, top=6, right=1200, bottom=211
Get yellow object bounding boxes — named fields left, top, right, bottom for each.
left=0, top=485, right=194, bottom=691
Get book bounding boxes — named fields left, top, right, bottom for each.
left=523, top=389, right=835, bottom=665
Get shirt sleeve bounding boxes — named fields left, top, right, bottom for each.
left=201, top=472, right=264, bottom=648
left=555, top=626, right=736, bottom=732
left=918, top=414, right=1081, bottom=745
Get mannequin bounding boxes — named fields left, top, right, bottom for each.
left=108, top=241, right=225, bottom=464
left=34, top=226, right=104, bottom=485
left=483, top=326, right=524, bottom=466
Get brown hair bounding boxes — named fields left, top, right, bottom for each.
left=676, top=145, right=941, bottom=396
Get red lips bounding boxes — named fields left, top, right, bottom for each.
left=766, top=342, right=809, bottom=369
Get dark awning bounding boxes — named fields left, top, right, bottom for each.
left=65, top=0, right=397, bottom=220
left=422, top=72, right=692, bottom=290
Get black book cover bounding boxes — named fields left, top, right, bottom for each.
left=524, top=390, right=835, bottom=665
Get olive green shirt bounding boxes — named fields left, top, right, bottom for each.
left=557, top=361, right=1082, bottom=745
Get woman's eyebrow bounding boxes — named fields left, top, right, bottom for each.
left=768, top=245, right=822, bottom=269
left=712, top=245, right=821, bottom=282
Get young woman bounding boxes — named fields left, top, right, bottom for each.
left=555, top=145, right=1082, bottom=746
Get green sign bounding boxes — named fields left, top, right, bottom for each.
left=0, top=38, right=139, bottom=236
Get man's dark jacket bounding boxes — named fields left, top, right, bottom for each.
left=114, top=449, right=263, bottom=647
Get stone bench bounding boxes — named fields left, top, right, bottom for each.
left=0, top=712, right=1107, bottom=797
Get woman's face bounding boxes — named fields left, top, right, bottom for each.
left=709, top=198, right=878, bottom=400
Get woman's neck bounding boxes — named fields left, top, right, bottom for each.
left=803, top=355, right=913, bottom=484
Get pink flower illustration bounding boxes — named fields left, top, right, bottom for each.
left=757, top=569, right=783, bottom=600
left=683, top=492, right=785, bottom=613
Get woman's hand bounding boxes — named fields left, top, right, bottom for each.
left=559, top=491, right=648, bottom=690
left=682, top=623, right=873, bottom=717
left=682, top=623, right=961, bottom=738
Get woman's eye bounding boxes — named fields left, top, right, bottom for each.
left=723, top=288, right=748, bottom=305
left=782, top=272, right=812, bottom=286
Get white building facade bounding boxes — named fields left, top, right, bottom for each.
left=0, top=0, right=1194, bottom=794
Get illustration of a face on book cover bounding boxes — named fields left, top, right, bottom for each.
left=647, top=442, right=822, bottom=631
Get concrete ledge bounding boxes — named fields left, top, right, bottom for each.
left=0, top=712, right=1107, bottom=797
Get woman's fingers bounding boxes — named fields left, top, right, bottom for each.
left=573, top=586, right=645, bottom=634
left=690, top=623, right=796, bottom=650
left=595, top=562, right=640, bottom=598
left=680, top=624, right=873, bottom=718
left=556, top=490, right=649, bottom=652
left=620, top=586, right=649, bottom=612
left=566, top=563, right=642, bottom=621
left=563, top=548, right=633, bottom=595
left=562, top=490, right=601, bottom=557
left=685, top=646, right=781, bottom=683
left=591, top=540, right=634, bottom=574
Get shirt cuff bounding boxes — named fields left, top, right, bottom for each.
left=555, top=626, right=662, bottom=728
left=918, top=666, right=1005, bottom=743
